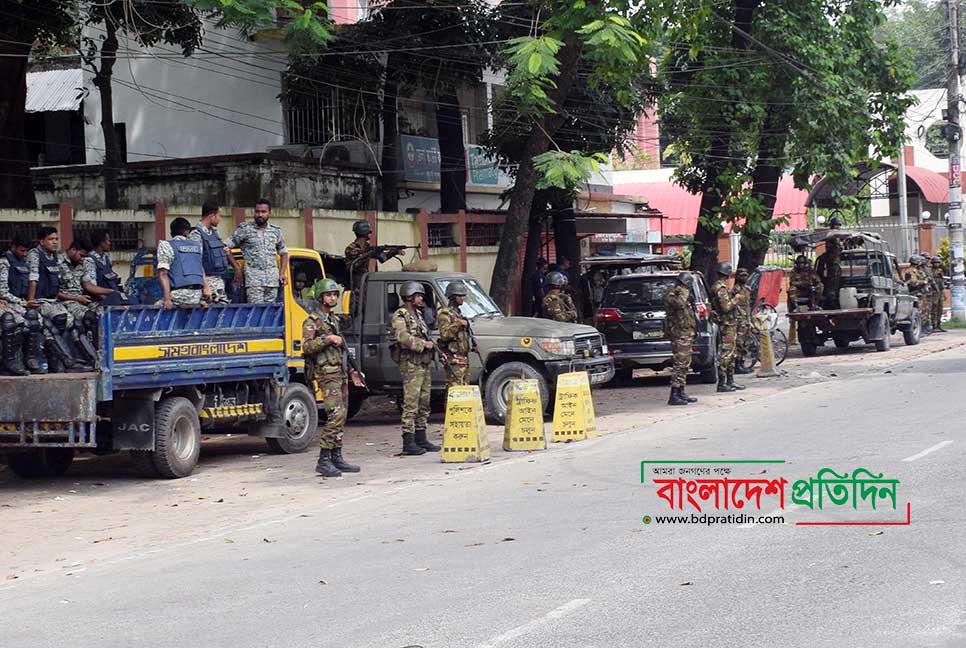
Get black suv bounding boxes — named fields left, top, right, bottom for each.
left=595, top=271, right=719, bottom=383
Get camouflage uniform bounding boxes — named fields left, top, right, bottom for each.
left=437, top=305, right=470, bottom=387
left=664, top=283, right=696, bottom=388
left=0, top=254, right=27, bottom=324
left=302, top=310, right=348, bottom=450
left=156, top=236, right=204, bottom=306
left=931, top=264, right=945, bottom=327
left=787, top=268, right=823, bottom=309
left=906, top=265, right=931, bottom=310
left=733, top=282, right=752, bottom=365
left=391, top=306, right=434, bottom=436
left=345, top=239, right=372, bottom=312
left=189, top=223, right=230, bottom=304
left=59, top=256, right=94, bottom=323
left=542, top=290, right=578, bottom=322
left=226, top=222, right=288, bottom=303
left=711, top=278, right=738, bottom=379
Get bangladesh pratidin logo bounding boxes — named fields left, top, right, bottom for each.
left=639, top=460, right=911, bottom=527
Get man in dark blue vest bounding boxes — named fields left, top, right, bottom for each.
left=158, top=217, right=210, bottom=309
left=0, top=233, right=46, bottom=374
left=82, top=229, right=128, bottom=306
left=190, top=201, right=242, bottom=305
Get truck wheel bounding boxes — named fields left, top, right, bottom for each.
left=874, top=331, right=892, bottom=352
left=152, top=397, right=202, bottom=479
left=903, top=309, right=922, bottom=346
left=483, top=361, right=549, bottom=424
left=832, top=334, right=850, bottom=350
left=266, top=383, right=319, bottom=454
left=347, top=394, right=365, bottom=420
left=800, top=341, right=818, bottom=357
left=5, top=449, right=75, bottom=478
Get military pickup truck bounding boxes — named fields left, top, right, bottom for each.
left=335, top=271, right=614, bottom=423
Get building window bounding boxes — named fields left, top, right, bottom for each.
left=428, top=223, right=456, bottom=248
left=465, top=222, right=501, bottom=247
left=73, top=221, right=141, bottom=251
left=284, top=86, right=376, bottom=146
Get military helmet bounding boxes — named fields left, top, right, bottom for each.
left=352, top=220, right=372, bottom=236
left=309, top=278, right=342, bottom=299
left=445, top=281, right=468, bottom=299
left=909, top=254, right=922, bottom=266
left=795, top=255, right=809, bottom=266
left=400, top=281, right=425, bottom=299
left=828, top=215, right=843, bottom=228
left=716, top=262, right=733, bottom=276
left=674, top=272, right=691, bottom=286
left=546, top=271, right=568, bottom=287
left=932, top=255, right=942, bottom=263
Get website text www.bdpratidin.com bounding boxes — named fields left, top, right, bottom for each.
left=642, top=513, right=784, bottom=526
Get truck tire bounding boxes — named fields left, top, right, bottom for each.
left=152, top=397, right=202, bottom=479
left=832, top=334, right=850, bottom=350
left=5, top=448, right=75, bottom=478
left=874, top=329, right=892, bottom=352
left=347, top=394, right=364, bottom=420
left=266, top=383, right=319, bottom=454
left=800, top=341, right=818, bottom=357
left=903, top=309, right=922, bottom=346
left=483, top=361, right=549, bottom=424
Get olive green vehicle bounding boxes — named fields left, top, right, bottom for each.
left=336, top=272, right=614, bottom=423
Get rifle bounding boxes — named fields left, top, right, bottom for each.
left=339, top=342, right=368, bottom=391
left=463, top=315, right=484, bottom=366
left=375, top=244, right=419, bottom=264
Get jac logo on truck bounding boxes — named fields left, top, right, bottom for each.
left=116, top=422, right=151, bottom=433
left=160, top=342, right=249, bottom=358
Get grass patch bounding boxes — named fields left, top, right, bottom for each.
left=940, top=319, right=966, bottom=329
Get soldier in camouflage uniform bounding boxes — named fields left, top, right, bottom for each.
left=391, top=281, right=444, bottom=455
left=905, top=255, right=932, bottom=334
left=0, top=233, right=41, bottom=375
left=345, top=220, right=374, bottom=303
left=664, top=272, right=698, bottom=406
left=787, top=255, right=823, bottom=346
left=732, top=267, right=753, bottom=374
left=437, top=281, right=474, bottom=388
left=302, top=278, right=364, bottom=477
left=542, top=272, right=578, bottom=322
left=226, top=198, right=289, bottom=304
left=929, top=256, right=946, bottom=332
left=711, top=262, right=745, bottom=393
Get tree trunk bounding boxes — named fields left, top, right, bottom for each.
left=380, top=57, right=400, bottom=212
left=489, top=42, right=583, bottom=313
left=0, top=41, right=37, bottom=207
left=550, top=188, right=579, bottom=268
left=520, top=206, right=546, bottom=316
left=436, top=91, right=466, bottom=213
left=688, top=0, right=761, bottom=280
left=738, top=108, right=787, bottom=270
left=93, top=19, right=122, bottom=209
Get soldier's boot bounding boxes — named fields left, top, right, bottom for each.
left=83, top=310, right=100, bottom=348
left=330, top=447, right=360, bottom=473
left=679, top=387, right=698, bottom=403
left=716, top=370, right=736, bottom=393
left=44, top=315, right=79, bottom=373
left=56, top=315, right=91, bottom=370
left=0, top=314, right=29, bottom=376
left=727, top=371, right=746, bottom=390
left=414, top=428, right=440, bottom=452
left=667, top=386, right=689, bottom=406
left=23, top=311, right=47, bottom=375
left=401, top=433, right=427, bottom=456
left=314, top=448, right=342, bottom=477
left=734, top=356, right=752, bottom=374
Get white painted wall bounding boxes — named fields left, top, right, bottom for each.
left=83, top=20, right=286, bottom=164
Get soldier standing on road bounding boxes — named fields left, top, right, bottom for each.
left=711, top=262, right=745, bottom=393
left=929, top=256, right=946, bottom=332
left=227, top=198, right=289, bottom=304
left=190, top=201, right=242, bottom=305
left=302, top=278, right=364, bottom=478
left=157, top=218, right=210, bottom=310
left=542, top=272, right=578, bottom=322
left=732, top=267, right=753, bottom=374
left=391, top=281, right=443, bottom=456
left=437, top=281, right=474, bottom=388
left=664, top=272, right=698, bottom=406
left=905, top=255, right=932, bottom=334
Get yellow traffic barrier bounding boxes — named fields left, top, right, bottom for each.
left=551, top=371, right=596, bottom=442
left=503, top=379, right=547, bottom=451
left=441, top=385, right=490, bottom=463
left=755, top=314, right=779, bottom=378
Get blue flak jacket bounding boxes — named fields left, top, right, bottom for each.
left=168, top=239, right=205, bottom=289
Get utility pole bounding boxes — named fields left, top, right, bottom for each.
left=897, top=145, right=910, bottom=261
left=947, top=0, right=965, bottom=322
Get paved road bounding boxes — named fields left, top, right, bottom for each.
left=1, top=346, right=964, bottom=647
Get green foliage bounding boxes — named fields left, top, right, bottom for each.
left=939, top=236, right=951, bottom=269
left=533, top=151, right=608, bottom=189
left=879, top=0, right=962, bottom=90
left=190, top=0, right=333, bottom=49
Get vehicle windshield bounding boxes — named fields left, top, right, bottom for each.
left=602, top=277, right=676, bottom=311
left=840, top=251, right=887, bottom=278
left=437, top=278, right=503, bottom=318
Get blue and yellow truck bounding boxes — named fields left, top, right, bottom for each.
left=0, top=247, right=329, bottom=479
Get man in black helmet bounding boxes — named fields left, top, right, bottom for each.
left=710, top=262, right=745, bottom=393
left=437, top=281, right=475, bottom=388
left=664, top=272, right=698, bottom=406
left=390, top=281, right=443, bottom=455
left=345, top=220, right=405, bottom=312
left=542, top=271, right=578, bottom=322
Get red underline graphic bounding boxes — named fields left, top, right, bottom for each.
left=794, top=502, right=911, bottom=526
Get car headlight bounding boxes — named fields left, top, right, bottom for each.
left=538, top=338, right=575, bottom=357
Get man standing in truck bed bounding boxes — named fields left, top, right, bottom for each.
left=191, top=201, right=242, bottom=304
left=157, top=218, right=210, bottom=309
left=302, top=278, right=363, bottom=478
left=227, top=199, right=289, bottom=304
left=391, top=281, right=442, bottom=456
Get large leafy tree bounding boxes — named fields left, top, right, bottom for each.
left=880, top=0, right=962, bottom=90
left=486, top=0, right=653, bottom=312
left=0, top=0, right=331, bottom=208
left=657, top=0, right=915, bottom=276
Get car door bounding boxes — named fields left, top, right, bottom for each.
left=359, top=278, right=403, bottom=388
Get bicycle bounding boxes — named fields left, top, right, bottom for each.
left=736, top=307, right=788, bottom=372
